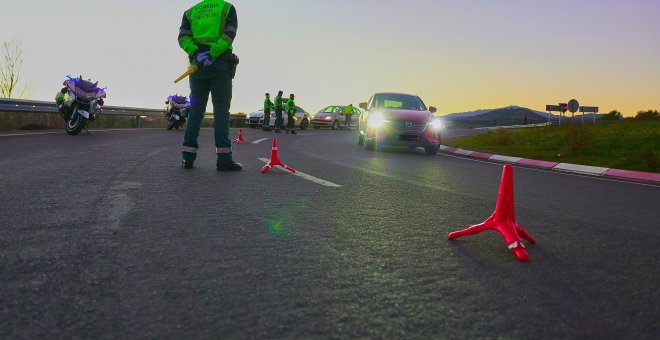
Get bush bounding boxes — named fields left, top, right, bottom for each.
left=634, top=110, right=659, bottom=120
left=599, top=110, right=623, bottom=121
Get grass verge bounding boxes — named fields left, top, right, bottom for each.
left=444, top=121, right=660, bottom=173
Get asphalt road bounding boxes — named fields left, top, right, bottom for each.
left=1, top=127, right=658, bottom=339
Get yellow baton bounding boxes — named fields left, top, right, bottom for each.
left=174, top=64, right=199, bottom=84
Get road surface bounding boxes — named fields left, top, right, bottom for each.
left=1, top=128, right=658, bottom=339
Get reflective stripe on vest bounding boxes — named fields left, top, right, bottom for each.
left=217, top=147, right=232, bottom=154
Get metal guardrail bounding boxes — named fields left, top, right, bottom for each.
left=0, top=98, right=247, bottom=129
left=0, top=98, right=164, bottom=116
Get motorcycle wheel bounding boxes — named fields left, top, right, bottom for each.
left=167, top=120, right=176, bottom=130
left=65, top=107, right=87, bottom=135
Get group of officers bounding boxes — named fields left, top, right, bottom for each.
left=262, top=92, right=297, bottom=134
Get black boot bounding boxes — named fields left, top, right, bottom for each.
left=217, top=161, right=243, bottom=171
left=182, top=160, right=194, bottom=169
left=291, top=130, right=297, bottom=134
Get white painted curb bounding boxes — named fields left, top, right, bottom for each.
left=489, top=155, right=522, bottom=163
left=553, top=163, right=610, bottom=176
left=455, top=149, right=474, bottom=156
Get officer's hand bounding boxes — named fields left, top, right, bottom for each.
left=195, top=51, right=214, bottom=68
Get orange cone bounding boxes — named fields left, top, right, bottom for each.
left=261, top=138, right=296, bottom=174
left=233, top=129, right=250, bottom=144
left=448, top=164, right=536, bottom=262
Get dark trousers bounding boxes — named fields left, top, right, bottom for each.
left=182, top=60, right=233, bottom=164
left=263, top=108, right=271, bottom=128
left=287, top=110, right=296, bottom=131
left=274, top=107, right=283, bottom=130
left=344, top=114, right=352, bottom=128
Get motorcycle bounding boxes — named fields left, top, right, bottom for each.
left=164, top=95, right=190, bottom=130
left=55, top=76, right=106, bottom=135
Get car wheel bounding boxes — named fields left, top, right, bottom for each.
left=425, top=145, right=440, bottom=155
left=313, top=126, right=320, bottom=130
left=250, top=124, right=258, bottom=128
left=331, top=120, right=340, bottom=130
left=300, top=119, right=309, bottom=130
left=357, top=132, right=365, bottom=146
left=363, top=136, right=375, bottom=151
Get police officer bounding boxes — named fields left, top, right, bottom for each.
left=286, top=94, right=297, bottom=134
left=273, top=90, right=284, bottom=133
left=262, top=93, right=273, bottom=131
left=178, top=0, right=242, bottom=171
left=342, top=104, right=355, bottom=130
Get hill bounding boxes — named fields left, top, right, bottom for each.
left=442, top=106, right=602, bottom=127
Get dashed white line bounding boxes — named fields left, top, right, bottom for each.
left=252, top=138, right=269, bottom=144
left=258, top=158, right=341, bottom=188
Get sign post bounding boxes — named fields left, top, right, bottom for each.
left=568, top=99, right=580, bottom=123
left=580, top=106, right=599, bottom=123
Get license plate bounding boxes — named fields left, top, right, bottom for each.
left=397, top=133, right=419, bottom=141
left=173, top=114, right=180, bottom=120
left=78, top=110, right=90, bottom=119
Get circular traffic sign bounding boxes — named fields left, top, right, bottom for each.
left=568, top=99, right=580, bottom=113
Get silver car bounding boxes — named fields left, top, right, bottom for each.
left=311, top=105, right=362, bottom=130
left=245, top=106, right=311, bottom=130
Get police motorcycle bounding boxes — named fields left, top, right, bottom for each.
left=55, top=75, right=107, bottom=135
left=164, top=95, right=190, bottom=130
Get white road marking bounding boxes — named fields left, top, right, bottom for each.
left=252, top=138, right=269, bottom=144
left=0, top=131, right=61, bottom=137
left=0, top=128, right=161, bottom=138
left=258, top=158, right=341, bottom=188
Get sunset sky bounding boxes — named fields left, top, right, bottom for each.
left=1, top=0, right=659, bottom=116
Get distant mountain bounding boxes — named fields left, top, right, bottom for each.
left=442, top=106, right=602, bottom=127
left=444, top=106, right=553, bottom=119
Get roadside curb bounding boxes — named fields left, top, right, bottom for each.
left=439, top=145, right=660, bottom=185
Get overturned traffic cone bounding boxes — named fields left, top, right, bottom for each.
left=233, top=129, right=250, bottom=144
left=261, top=138, right=296, bottom=174
left=448, top=164, right=536, bottom=262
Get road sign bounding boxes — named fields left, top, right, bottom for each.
left=546, top=105, right=562, bottom=112
left=560, top=103, right=568, bottom=113
left=568, top=99, right=580, bottom=113
left=580, top=106, right=599, bottom=113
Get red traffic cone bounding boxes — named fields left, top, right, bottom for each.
left=233, top=129, right=250, bottom=144
left=448, top=164, right=536, bottom=262
left=261, top=138, right=296, bottom=174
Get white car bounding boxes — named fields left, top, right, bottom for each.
left=245, top=106, right=311, bottom=130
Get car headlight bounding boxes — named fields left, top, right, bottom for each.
left=430, top=118, right=444, bottom=130
left=369, top=112, right=388, bottom=127
left=325, top=116, right=332, bottom=121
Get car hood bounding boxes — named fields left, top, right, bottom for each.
left=379, top=109, right=432, bottom=122
left=248, top=111, right=264, bottom=118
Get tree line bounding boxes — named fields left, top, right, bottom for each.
left=599, top=110, right=659, bottom=121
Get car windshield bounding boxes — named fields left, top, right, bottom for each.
left=373, top=94, right=427, bottom=111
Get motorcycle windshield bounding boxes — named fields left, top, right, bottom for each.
left=66, top=79, right=104, bottom=100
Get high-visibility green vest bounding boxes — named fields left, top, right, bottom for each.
left=264, top=97, right=274, bottom=110
left=287, top=99, right=296, bottom=113
left=274, top=95, right=283, bottom=109
left=180, top=0, right=234, bottom=58
left=342, top=105, right=354, bottom=115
